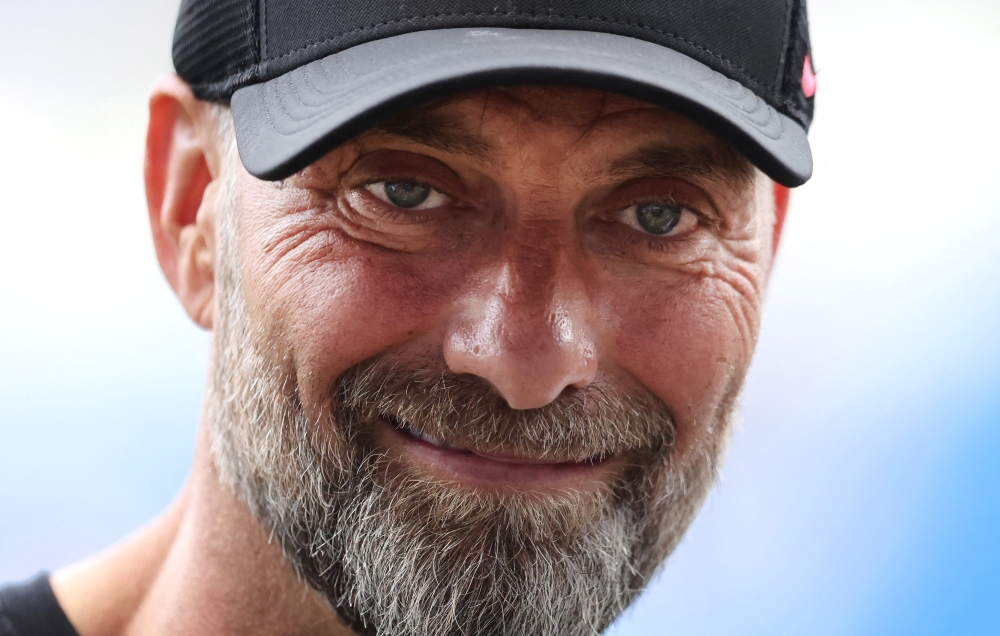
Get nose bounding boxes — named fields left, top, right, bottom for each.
left=443, top=231, right=597, bottom=410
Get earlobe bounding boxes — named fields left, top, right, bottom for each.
left=145, top=74, right=224, bottom=330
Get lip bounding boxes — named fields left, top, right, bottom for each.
left=375, top=417, right=618, bottom=492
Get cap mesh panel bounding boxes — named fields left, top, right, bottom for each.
left=173, top=0, right=259, bottom=101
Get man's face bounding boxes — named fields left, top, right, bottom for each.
left=208, top=86, right=776, bottom=636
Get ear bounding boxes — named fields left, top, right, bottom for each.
left=772, top=183, right=791, bottom=258
left=145, top=74, right=227, bottom=330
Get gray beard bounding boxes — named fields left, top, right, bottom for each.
left=207, top=189, right=733, bottom=636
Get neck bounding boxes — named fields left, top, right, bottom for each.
left=52, top=424, right=351, bottom=636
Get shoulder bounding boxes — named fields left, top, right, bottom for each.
left=0, top=575, right=79, bottom=636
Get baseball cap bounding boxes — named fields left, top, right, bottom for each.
left=172, top=0, right=816, bottom=187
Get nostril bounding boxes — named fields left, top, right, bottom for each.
left=443, top=283, right=598, bottom=411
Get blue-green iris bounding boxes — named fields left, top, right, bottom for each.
left=384, top=181, right=430, bottom=208
left=636, top=203, right=682, bottom=235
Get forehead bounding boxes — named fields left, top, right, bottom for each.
left=349, top=86, right=755, bottom=186
left=427, top=86, right=672, bottom=124
left=378, top=86, right=723, bottom=143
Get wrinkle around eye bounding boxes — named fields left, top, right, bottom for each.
left=334, top=191, right=476, bottom=254
left=342, top=190, right=440, bottom=233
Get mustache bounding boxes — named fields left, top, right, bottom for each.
left=336, top=358, right=675, bottom=464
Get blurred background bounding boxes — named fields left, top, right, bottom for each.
left=1, top=1, right=998, bottom=633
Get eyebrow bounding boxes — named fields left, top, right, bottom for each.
left=371, top=109, right=496, bottom=159
left=608, top=142, right=756, bottom=189
left=371, top=107, right=756, bottom=188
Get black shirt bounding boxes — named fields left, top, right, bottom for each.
left=0, top=575, right=79, bottom=636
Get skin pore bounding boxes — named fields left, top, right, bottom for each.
left=50, top=75, right=787, bottom=636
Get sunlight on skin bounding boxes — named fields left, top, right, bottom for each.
left=230, top=87, right=779, bottom=469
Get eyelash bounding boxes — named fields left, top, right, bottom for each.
left=377, top=206, right=436, bottom=225
left=621, top=228, right=700, bottom=254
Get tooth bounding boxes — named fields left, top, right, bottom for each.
left=404, top=422, right=471, bottom=452
left=410, top=425, right=447, bottom=448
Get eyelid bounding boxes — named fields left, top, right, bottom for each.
left=626, top=195, right=712, bottom=222
left=601, top=176, right=721, bottom=224
left=347, top=149, right=470, bottom=197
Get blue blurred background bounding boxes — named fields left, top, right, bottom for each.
left=1, top=1, right=997, bottom=634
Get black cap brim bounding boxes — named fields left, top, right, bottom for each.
left=231, top=28, right=813, bottom=187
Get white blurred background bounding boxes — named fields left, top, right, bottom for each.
left=1, top=2, right=998, bottom=634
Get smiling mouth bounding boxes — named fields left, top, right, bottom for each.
left=378, top=415, right=616, bottom=490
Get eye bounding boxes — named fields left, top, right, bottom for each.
left=616, top=201, right=699, bottom=237
left=365, top=180, right=451, bottom=210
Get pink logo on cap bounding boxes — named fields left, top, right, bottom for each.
left=802, top=54, right=817, bottom=98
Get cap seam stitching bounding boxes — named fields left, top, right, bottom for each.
left=774, top=0, right=795, bottom=100
left=248, top=0, right=261, bottom=73
left=259, top=0, right=268, bottom=59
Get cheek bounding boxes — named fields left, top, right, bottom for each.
left=244, top=233, right=476, bottom=406
left=602, top=274, right=762, bottom=450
